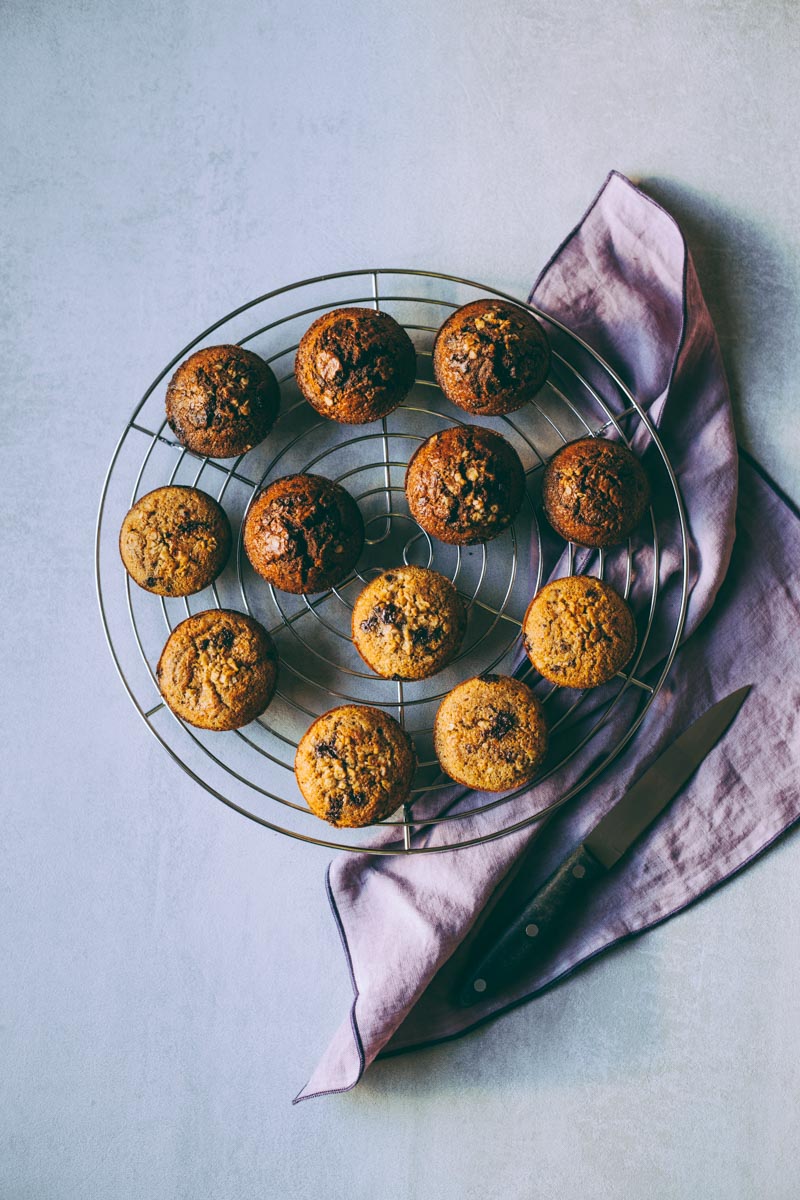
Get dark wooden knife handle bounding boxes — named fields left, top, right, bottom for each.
left=456, top=843, right=606, bottom=1007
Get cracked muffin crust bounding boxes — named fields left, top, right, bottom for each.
left=433, top=299, right=550, bottom=416
left=405, top=424, right=525, bottom=545
left=294, top=307, right=416, bottom=424
left=542, top=437, right=650, bottom=547
left=119, top=485, right=231, bottom=596
left=434, top=675, right=548, bottom=792
left=166, top=344, right=280, bottom=458
left=243, top=473, right=364, bottom=594
left=295, top=705, right=416, bottom=827
left=522, top=575, right=636, bottom=689
left=157, top=609, right=278, bottom=731
left=351, top=566, right=466, bottom=680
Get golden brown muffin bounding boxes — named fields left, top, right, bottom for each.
left=119, top=485, right=231, bottom=596
left=433, top=298, right=550, bottom=416
left=351, top=566, right=466, bottom=680
left=243, top=473, right=364, bottom=594
left=542, top=437, right=650, bottom=547
left=405, top=424, right=525, bottom=545
left=434, top=675, right=548, bottom=792
left=294, top=307, right=416, bottom=424
left=294, top=705, right=416, bottom=827
left=157, top=609, right=278, bottom=730
left=166, top=344, right=280, bottom=458
left=522, top=576, right=636, bottom=689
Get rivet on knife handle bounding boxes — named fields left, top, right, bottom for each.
left=457, top=843, right=605, bottom=1007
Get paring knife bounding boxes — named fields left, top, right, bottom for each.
left=457, top=685, right=752, bottom=1007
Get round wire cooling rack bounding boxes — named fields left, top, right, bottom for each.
left=96, top=268, right=690, bottom=855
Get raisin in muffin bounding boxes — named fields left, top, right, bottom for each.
left=434, top=675, right=548, bottom=792
left=352, top=566, right=465, bottom=680
left=405, top=424, right=525, bottom=545
left=295, top=705, right=416, bottom=827
left=294, top=307, right=416, bottom=424
left=542, top=437, right=650, bottom=547
left=119, top=485, right=231, bottom=596
left=523, top=576, right=636, bottom=689
left=243, top=473, right=364, bottom=594
left=433, top=299, right=550, bottom=416
left=157, top=609, right=278, bottom=730
left=166, top=344, right=280, bottom=458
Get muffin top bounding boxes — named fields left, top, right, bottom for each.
left=243, top=473, right=364, bottom=594
left=542, top=437, right=650, bottom=547
left=352, top=566, right=466, bottom=680
left=166, top=344, right=280, bottom=458
left=433, top=299, right=550, bottom=416
left=157, top=609, right=278, bottom=731
left=119, top=485, right=231, bottom=596
left=405, top=424, right=526, bottom=545
left=295, top=705, right=416, bottom=827
left=434, top=675, right=548, bottom=792
left=294, top=307, right=416, bottom=424
left=523, top=575, right=636, bottom=689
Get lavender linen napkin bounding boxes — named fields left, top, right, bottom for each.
left=294, top=172, right=800, bottom=1102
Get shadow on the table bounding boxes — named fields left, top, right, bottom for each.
left=641, top=176, right=798, bottom=452
left=347, top=936, right=663, bottom=1102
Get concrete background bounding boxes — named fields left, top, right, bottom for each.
left=2, top=1, right=799, bottom=1197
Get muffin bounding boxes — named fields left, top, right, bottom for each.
left=295, top=307, right=416, bottom=424
left=295, top=705, right=416, bottom=827
left=352, top=566, right=465, bottom=680
left=542, top=437, right=650, bottom=547
left=166, top=344, right=280, bottom=458
left=434, top=675, right=548, bottom=792
left=243, top=473, right=364, bottom=594
left=119, top=485, right=231, bottom=596
left=523, top=576, right=636, bottom=689
left=157, top=609, right=278, bottom=731
left=433, top=298, right=550, bottom=416
left=405, top=424, right=525, bottom=545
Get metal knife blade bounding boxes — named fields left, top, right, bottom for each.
left=456, top=685, right=752, bottom=1007
left=586, top=684, right=752, bottom=868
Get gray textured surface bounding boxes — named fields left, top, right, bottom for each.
left=3, top=2, right=800, bottom=1197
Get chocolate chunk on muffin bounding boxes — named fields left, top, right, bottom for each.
left=405, top=424, right=525, bottom=545
left=157, top=609, right=278, bottom=730
left=119, top=485, right=231, bottom=596
left=295, top=307, right=416, bottom=424
left=434, top=675, right=548, bottom=792
left=523, top=575, right=636, bottom=689
left=542, top=437, right=650, bottom=547
left=295, top=705, right=416, bottom=827
left=352, top=566, right=465, bottom=680
left=243, top=473, right=364, bottom=594
left=166, top=344, right=280, bottom=458
left=433, top=298, right=550, bottom=416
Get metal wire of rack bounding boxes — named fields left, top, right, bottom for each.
left=95, top=269, right=690, bottom=854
